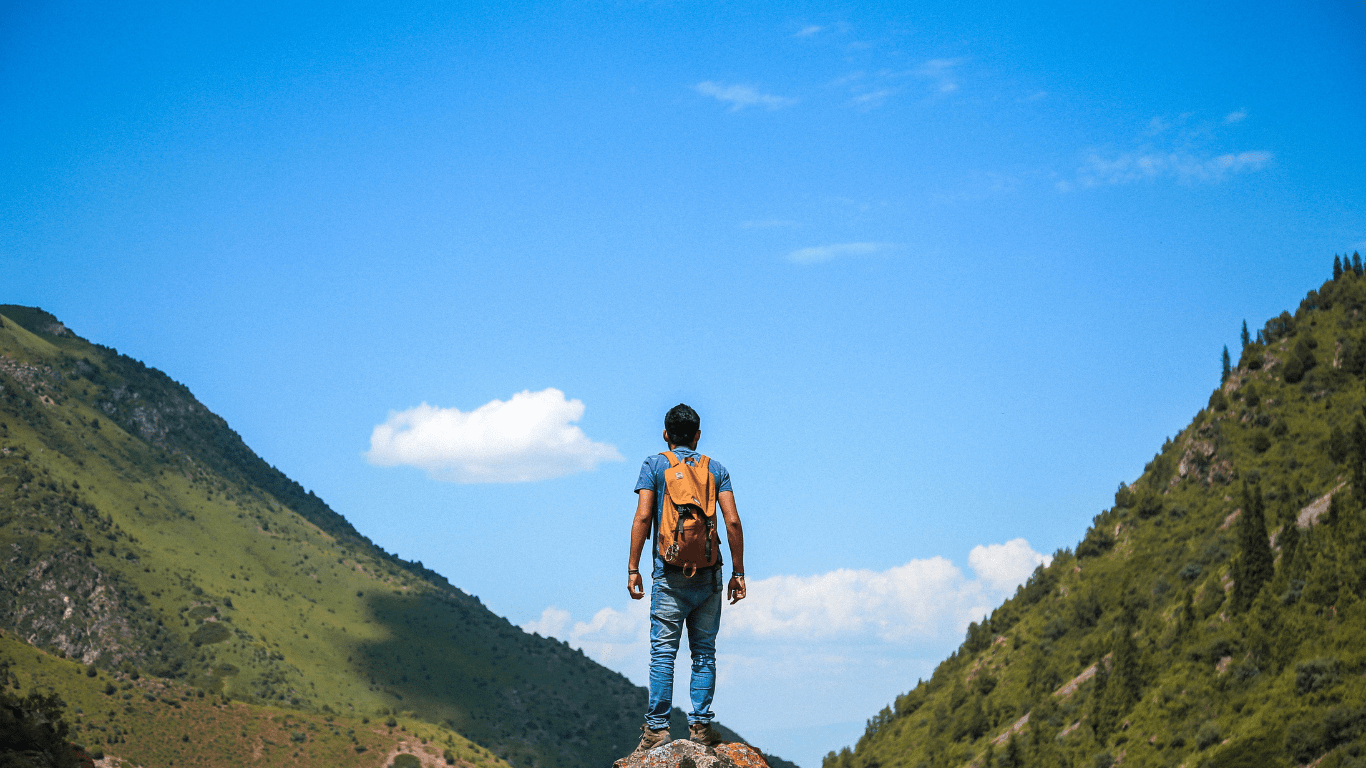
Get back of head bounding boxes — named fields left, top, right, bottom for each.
left=665, top=404, right=700, bottom=446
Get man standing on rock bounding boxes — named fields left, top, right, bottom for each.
left=628, top=404, right=746, bottom=754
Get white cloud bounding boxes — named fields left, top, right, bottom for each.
left=727, top=539, right=1050, bottom=643
left=528, top=538, right=1052, bottom=664
left=1074, top=149, right=1273, bottom=187
left=794, top=25, right=823, bottom=37
left=968, top=539, right=1053, bottom=592
left=694, top=81, right=798, bottom=112
left=1224, top=108, right=1248, bottom=124
left=851, top=89, right=896, bottom=107
left=787, top=242, right=894, bottom=264
left=915, top=57, right=967, bottom=93
left=364, top=388, right=623, bottom=483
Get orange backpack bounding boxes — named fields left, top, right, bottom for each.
left=657, top=451, right=719, bottom=577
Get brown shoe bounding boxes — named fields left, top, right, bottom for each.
left=688, top=722, right=721, bottom=746
left=633, top=724, right=671, bottom=754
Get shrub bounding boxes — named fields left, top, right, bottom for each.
left=1179, top=562, right=1203, bottom=581
left=1283, top=356, right=1305, bottom=383
left=1210, top=390, right=1229, bottom=412
left=1324, top=705, right=1366, bottom=749
left=1077, top=528, right=1115, bottom=559
left=1285, top=717, right=1323, bottom=764
left=1251, top=432, right=1272, bottom=453
left=386, top=716, right=398, bottom=728
left=392, top=756, right=422, bottom=768
left=1295, top=658, right=1341, bottom=695
left=1196, top=721, right=1222, bottom=750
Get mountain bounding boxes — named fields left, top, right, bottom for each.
left=822, top=257, right=1366, bottom=768
left=0, top=305, right=793, bottom=768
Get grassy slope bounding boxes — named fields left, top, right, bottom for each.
left=824, top=269, right=1366, bottom=768
left=0, top=307, right=791, bottom=768
left=0, top=631, right=500, bottom=768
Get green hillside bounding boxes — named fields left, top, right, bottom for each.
left=0, top=306, right=788, bottom=768
left=824, top=255, right=1366, bottom=768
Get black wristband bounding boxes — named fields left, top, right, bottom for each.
left=732, top=572, right=744, bottom=578
left=628, top=569, right=640, bottom=575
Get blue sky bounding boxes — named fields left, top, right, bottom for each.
left=3, top=1, right=1364, bottom=764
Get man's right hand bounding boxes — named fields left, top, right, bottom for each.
left=628, top=572, right=644, bottom=600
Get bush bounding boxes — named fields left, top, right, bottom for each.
left=1136, top=493, right=1164, bottom=519
left=1251, top=432, right=1272, bottom=453
left=385, top=716, right=398, bottom=728
left=1196, top=721, right=1222, bottom=750
left=1285, top=717, right=1323, bottom=764
left=1283, top=356, right=1305, bottom=383
left=1324, top=706, right=1366, bottom=749
left=1296, top=658, right=1341, bottom=695
left=392, top=756, right=422, bottom=768
left=1077, top=528, right=1115, bottom=559
left=1210, top=390, right=1229, bottom=412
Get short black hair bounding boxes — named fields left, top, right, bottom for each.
left=665, top=404, right=700, bottom=445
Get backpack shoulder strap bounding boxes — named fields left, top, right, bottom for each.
left=661, top=451, right=680, bottom=467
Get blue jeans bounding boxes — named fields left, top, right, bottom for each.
left=645, top=565, right=723, bottom=730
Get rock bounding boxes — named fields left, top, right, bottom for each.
left=714, top=743, right=770, bottom=768
left=614, top=740, right=769, bottom=768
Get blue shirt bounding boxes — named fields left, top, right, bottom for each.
left=635, top=447, right=732, bottom=571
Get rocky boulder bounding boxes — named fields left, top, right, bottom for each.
left=614, top=740, right=770, bottom=768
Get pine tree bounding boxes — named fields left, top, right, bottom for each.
left=1354, top=252, right=1363, bottom=275
left=1241, top=320, right=1251, bottom=351
left=1222, top=346, right=1231, bottom=382
left=1334, top=254, right=1344, bottom=280
left=1232, top=481, right=1275, bottom=613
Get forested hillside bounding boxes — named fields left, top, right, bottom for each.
left=825, top=255, right=1366, bottom=768
left=0, top=305, right=787, bottom=768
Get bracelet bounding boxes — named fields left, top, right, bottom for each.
left=628, top=569, right=639, bottom=575
left=732, top=572, right=744, bottom=578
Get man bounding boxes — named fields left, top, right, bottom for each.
left=627, top=403, right=746, bottom=753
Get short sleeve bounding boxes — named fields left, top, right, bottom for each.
left=635, top=457, right=658, bottom=493
left=711, top=459, right=732, bottom=494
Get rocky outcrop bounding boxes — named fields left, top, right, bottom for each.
left=614, top=741, right=770, bottom=768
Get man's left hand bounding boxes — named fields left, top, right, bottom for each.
left=727, top=575, right=746, bottom=604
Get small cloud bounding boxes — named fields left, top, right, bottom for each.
left=523, top=606, right=571, bottom=638
left=1023, top=91, right=1048, bottom=102
left=914, top=57, right=967, bottom=94
left=793, top=25, right=823, bottom=37
left=1073, top=149, right=1273, bottom=187
left=787, top=242, right=894, bottom=264
left=1224, top=108, right=1248, bottom=124
left=365, top=388, right=623, bottom=483
left=741, top=219, right=799, bottom=229
left=851, top=88, right=896, bottom=107
left=1143, top=116, right=1171, bottom=137
left=694, top=81, right=798, bottom=112
left=968, top=539, right=1052, bottom=592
